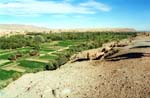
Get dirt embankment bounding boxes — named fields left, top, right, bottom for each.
left=0, top=34, right=150, bottom=98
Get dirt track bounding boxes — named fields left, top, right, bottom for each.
left=0, top=35, right=150, bottom=98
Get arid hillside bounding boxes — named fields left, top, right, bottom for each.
left=0, top=33, right=149, bottom=98
left=0, top=24, right=50, bottom=36
left=0, top=24, right=136, bottom=36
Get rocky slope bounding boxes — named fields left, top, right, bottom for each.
left=0, top=34, right=150, bottom=98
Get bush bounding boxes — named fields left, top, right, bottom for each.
left=8, top=54, right=16, bottom=60
left=56, top=56, right=68, bottom=66
left=34, top=35, right=45, bottom=43
left=29, top=50, right=39, bottom=56
left=12, top=73, right=21, bottom=81
left=45, top=55, right=69, bottom=71
left=16, top=51, right=23, bottom=58
left=45, top=61, right=56, bottom=70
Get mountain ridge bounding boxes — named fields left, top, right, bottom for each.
left=0, top=24, right=136, bottom=36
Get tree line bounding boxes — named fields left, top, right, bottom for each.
left=0, top=32, right=136, bottom=50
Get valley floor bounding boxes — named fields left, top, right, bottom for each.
left=0, top=34, right=150, bottom=98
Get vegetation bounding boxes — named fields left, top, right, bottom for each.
left=19, top=60, right=45, bottom=69
left=0, top=69, right=18, bottom=80
left=39, top=55, right=58, bottom=60
left=0, top=32, right=135, bottom=49
left=0, top=61, right=12, bottom=67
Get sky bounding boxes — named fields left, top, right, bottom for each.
left=0, top=0, right=150, bottom=31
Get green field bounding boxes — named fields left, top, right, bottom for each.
left=19, top=60, right=46, bottom=69
left=56, top=40, right=82, bottom=47
left=0, top=69, right=18, bottom=80
left=39, top=55, right=58, bottom=60
left=0, top=53, right=15, bottom=60
left=0, top=61, right=12, bottom=67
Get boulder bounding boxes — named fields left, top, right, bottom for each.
left=102, top=41, right=117, bottom=48
left=70, top=51, right=89, bottom=63
left=89, top=52, right=105, bottom=60
left=69, top=41, right=121, bottom=63
left=70, top=48, right=105, bottom=62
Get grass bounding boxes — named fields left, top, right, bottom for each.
left=0, top=53, right=15, bottom=60
left=0, top=69, right=17, bottom=80
left=0, top=50, right=10, bottom=54
left=51, top=52, right=63, bottom=56
left=18, top=60, right=46, bottom=69
left=40, top=48, right=55, bottom=53
left=16, top=47, right=33, bottom=51
left=41, top=42, right=56, bottom=47
left=39, top=55, right=58, bottom=60
left=0, top=61, right=12, bottom=67
left=0, top=47, right=33, bottom=60
left=56, top=40, right=83, bottom=47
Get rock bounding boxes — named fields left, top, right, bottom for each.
left=70, top=41, right=120, bottom=63
left=69, top=40, right=128, bottom=63
left=89, top=51, right=105, bottom=60
left=102, top=41, right=117, bottom=48
left=70, top=50, right=96, bottom=63
left=104, top=49, right=119, bottom=58
left=70, top=51, right=89, bottom=63
left=70, top=48, right=107, bottom=62
left=101, top=46, right=112, bottom=53
left=61, top=88, right=71, bottom=96
left=115, top=39, right=129, bottom=47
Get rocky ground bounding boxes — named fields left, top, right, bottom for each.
left=0, top=33, right=150, bottom=98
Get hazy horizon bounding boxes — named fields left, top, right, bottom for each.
left=0, top=0, right=150, bottom=31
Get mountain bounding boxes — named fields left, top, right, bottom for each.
left=0, top=24, right=136, bottom=36
left=0, top=24, right=50, bottom=35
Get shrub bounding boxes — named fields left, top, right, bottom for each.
left=45, top=62, right=56, bottom=70
left=34, top=35, right=45, bottom=43
left=8, top=54, right=16, bottom=60
left=29, top=50, right=39, bottom=56
left=16, top=51, right=23, bottom=58
left=12, top=73, right=21, bottom=81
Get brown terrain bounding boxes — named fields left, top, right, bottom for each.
left=0, top=33, right=150, bottom=98
left=0, top=24, right=50, bottom=36
left=0, top=24, right=136, bottom=36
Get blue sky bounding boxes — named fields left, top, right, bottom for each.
left=0, top=0, right=150, bottom=31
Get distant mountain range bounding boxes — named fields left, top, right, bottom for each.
left=0, top=24, right=136, bottom=36
left=0, top=24, right=49, bottom=32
